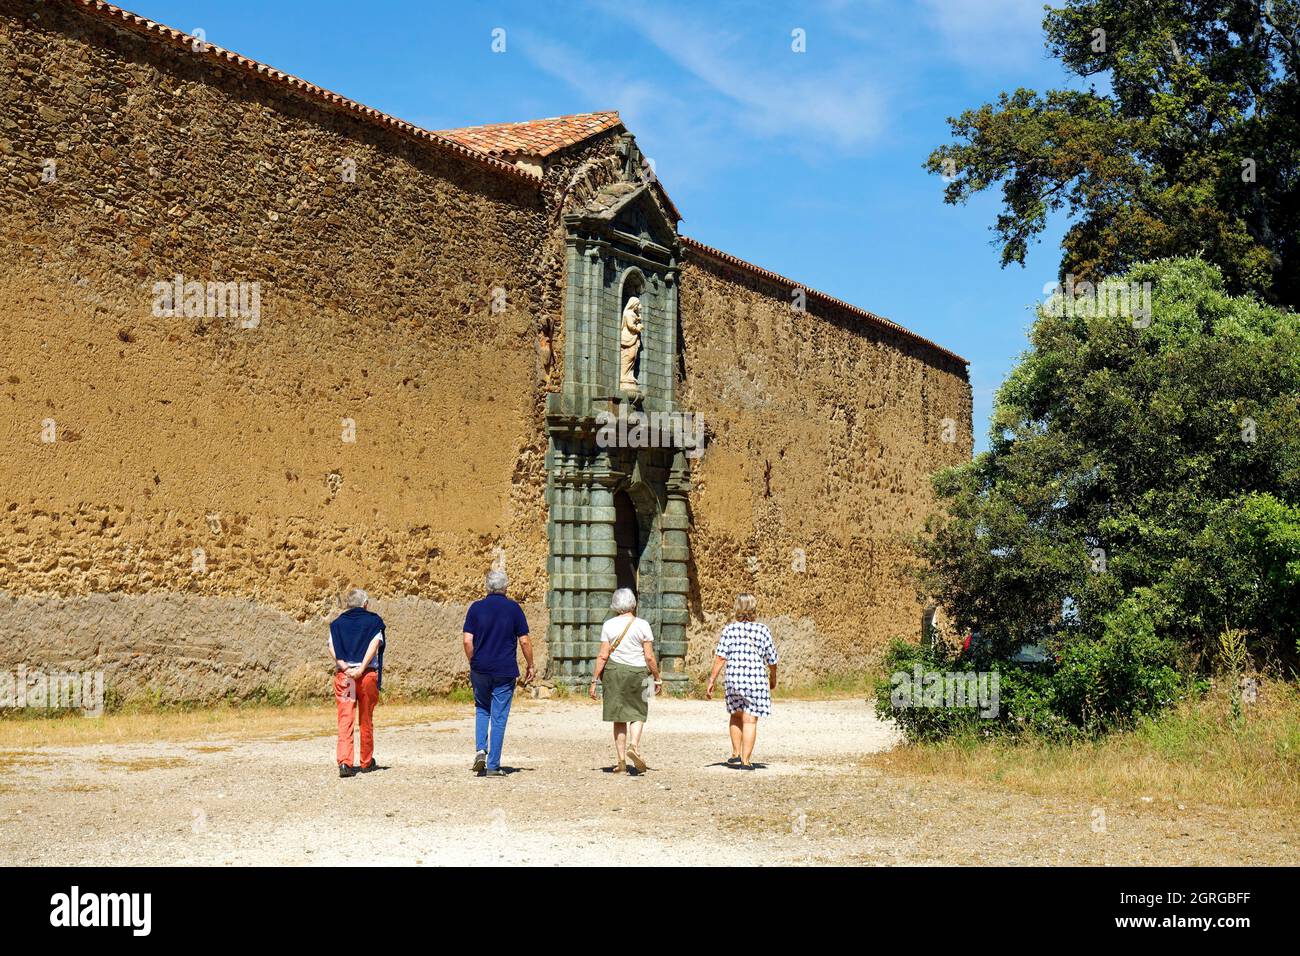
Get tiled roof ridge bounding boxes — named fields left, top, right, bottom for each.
left=439, top=110, right=621, bottom=136
left=680, top=236, right=968, bottom=366
left=434, top=111, right=626, bottom=159
left=69, top=0, right=542, bottom=184
left=58, top=4, right=963, bottom=365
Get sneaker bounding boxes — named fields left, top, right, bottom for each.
left=339, top=763, right=357, bottom=778
left=484, top=768, right=506, bottom=777
left=471, top=750, right=487, bottom=774
left=360, top=758, right=377, bottom=773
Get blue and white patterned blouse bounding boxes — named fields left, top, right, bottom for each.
left=714, top=621, right=779, bottom=717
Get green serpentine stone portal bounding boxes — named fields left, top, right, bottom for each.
left=546, top=147, right=696, bottom=689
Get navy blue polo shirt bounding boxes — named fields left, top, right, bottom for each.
left=463, top=593, right=529, bottom=678
left=329, top=607, right=387, bottom=688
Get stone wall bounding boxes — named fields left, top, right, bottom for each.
left=677, top=249, right=973, bottom=686
left=0, top=0, right=554, bottom=699
left=0, top=0, right=972, bottom=702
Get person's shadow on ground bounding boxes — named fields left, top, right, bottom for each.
left=703, top=761, right=769, bottom=770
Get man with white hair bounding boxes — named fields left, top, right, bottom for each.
left=328, top=588, right=386, bottom=778
left=462, top=569, right=533, bottom=776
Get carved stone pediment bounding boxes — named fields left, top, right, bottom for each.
left=559, top=132, right=679, bottom=228
left=568, top=182, right=679, bottom=253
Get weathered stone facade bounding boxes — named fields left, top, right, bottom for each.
left=0, top=0, right=971, bottom=701
left=677, top=246, right=973, bottom=680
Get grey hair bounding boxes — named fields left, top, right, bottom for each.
left=610, top=587, right=637, bottom=614
left=344, top=588, right=369, bottom=608
left=486, top=569, right=508, bottom=594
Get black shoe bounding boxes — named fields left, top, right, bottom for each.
left=739, top=762, right=756, bottom=771
left=472, top=750, right=487, bottom=774
left=360, top=758, right=377, bottom=773
left=484, top=768, right=506, bottom=777
left=725, top=755, right=742, bottom=766
left=339, top=763, right=358, bottom=778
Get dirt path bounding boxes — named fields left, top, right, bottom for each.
left=1, top=698, right=1291, bottom=865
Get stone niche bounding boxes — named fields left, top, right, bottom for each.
left=545, top=148, right=697, bottom=690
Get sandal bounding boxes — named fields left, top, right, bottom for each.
left=614, top=759, right=626, bottom=774
left=628, top=745, right=647, bottom=772
left=725, top=755, right=742, bottom=766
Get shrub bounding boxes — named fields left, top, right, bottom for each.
left=877, top=598, right=1184, bottom=743
left=1049, top=598, right=1183, bottom=733
left=874, top=639, right=984, bottom=742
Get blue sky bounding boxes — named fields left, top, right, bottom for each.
left=126, top=0, right=1075, bottom=451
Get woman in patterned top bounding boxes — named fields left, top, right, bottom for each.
left=705, top=594, right=779, bottom=770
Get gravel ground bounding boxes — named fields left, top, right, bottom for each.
left=1, top=698, right=1292, bottom=866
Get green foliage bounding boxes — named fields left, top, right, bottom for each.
left=919, top=259, right=1299, bottom=666
left=927, top=0, right=1300, bottom=309
left=874, top=639, right=985, bottom=741
left=1218, top=625, right=1251, bottom=725
left=1049, top=597, right=1183, bottom=730
left=1183, top=493, right=1300, bottom=659
left=444, top=684, right=475, bottom=705
left=909, top=259, right=1298, bottom=738
left=877, top=604, right=1183, bottom=743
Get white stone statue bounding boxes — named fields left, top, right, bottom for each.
left=619, top=296, right=643, bottom=392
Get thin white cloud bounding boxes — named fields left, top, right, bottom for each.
left=512, top=27, right=739, bottom=194
left=596, top=2, right=888, bottom=151
left=514, top=30, right=670, bottom=120
left=915, top=0, right=1050, bottom=73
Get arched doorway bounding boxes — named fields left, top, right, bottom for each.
left=613, top=489, right=640, bottom=592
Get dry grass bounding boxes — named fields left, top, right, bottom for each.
left=777, top=673, right=874, bottom=700
left=0, top=750, right=50, bottom=772
left=0, top=700, right=471, bottom=750
left=97, top=756, right=190, bottom=771
left=865, top=678, right=1300, bottom=813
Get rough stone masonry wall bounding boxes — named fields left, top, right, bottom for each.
left=0, top=0, right=555, bottom=701
left=678, top=253, right=973, bottom=687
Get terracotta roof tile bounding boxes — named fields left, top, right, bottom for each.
left=71, top=0, right=541, bottom=183
left=63, top=3, right=960, bottom=364
left=435, top=112, right=624, bottom=158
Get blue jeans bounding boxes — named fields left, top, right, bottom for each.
left=470, top=670, right=516, bottom=770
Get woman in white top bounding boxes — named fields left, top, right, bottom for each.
left=589, top=588, right=662, bottom=774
